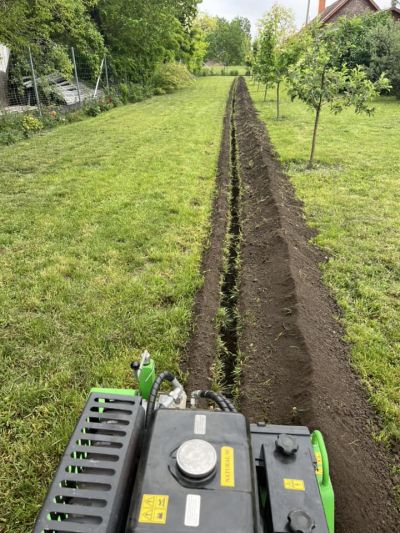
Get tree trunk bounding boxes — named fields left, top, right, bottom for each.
left=264, top=85, right=268, bottom=102
left=276, top=82, right=280, bottom=120
left=309, top=67, right=326, bottom=169
left=309, top=104, right=321, bottom=169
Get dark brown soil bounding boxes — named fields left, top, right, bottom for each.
left=235, top=77, right=399, bottom=532
left=185, top=77, right=399, bottom=532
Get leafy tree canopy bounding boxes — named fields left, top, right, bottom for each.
left=199, top=14, right=251, bottom=65
left=0, top=0, right=104, bottom=78
left=0, top=0, right=204, bottom=84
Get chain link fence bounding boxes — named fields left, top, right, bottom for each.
left=0, top=44, right=111, bottom=116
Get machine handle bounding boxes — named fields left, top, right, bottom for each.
left=312, top=430, right=330, bottom=488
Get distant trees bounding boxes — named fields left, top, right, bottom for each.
left=200, top=15, right=252, bottom=66
left=0, top=0, right=205, bottom=85
left=363, top=16, right=400, bottom=98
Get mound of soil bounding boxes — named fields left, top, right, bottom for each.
left=186, top=77, right=399, bottom=532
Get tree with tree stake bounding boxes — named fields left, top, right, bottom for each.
left=288, top=23, right=390, bottom=169
left=256, top=25, right=275, bottom=101
left=257, top=5, right=296, bottom=114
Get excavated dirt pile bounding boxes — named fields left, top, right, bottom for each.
left=186, top=77, right=399, bottom=532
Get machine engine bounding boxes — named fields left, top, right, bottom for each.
left=33, top=355, right=334, bottom=533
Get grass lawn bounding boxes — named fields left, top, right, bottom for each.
left=0, top=76, right=232, bottom=532
left=201, top=64, right=249, bottom=76
left=248, top=81, right=400, bottom=445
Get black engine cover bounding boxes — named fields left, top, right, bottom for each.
left=126, top=409, right=256, bottom=533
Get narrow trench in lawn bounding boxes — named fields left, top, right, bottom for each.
left=218, top=83, right=242, bottom=399
left=186, top=78, right=399, bottom=533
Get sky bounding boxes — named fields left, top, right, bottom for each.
left=199, top=0, right=393, bottom=33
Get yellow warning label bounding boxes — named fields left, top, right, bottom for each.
left=221, top=446, right=235, bottom=488
left=315, top=452, right=323, bottom=477
left=139, top=494, right=169, bottom=525
left=283, top=479, right=305, bottom=491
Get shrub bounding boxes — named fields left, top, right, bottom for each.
left=0, top=130, right=23, bottom=145
left=127, top=84, right=146, bottom=102
left=153, top=62, right=194, bottom=93
left=84, top=101, right=102, bottom=117
left=0, top=112, right=45, bottom=145
left=118, top=83, right=130, bottom=104
left=22, top=115, right=44, bottom=136
left=153, top=87, right=166, bottom=96
left=118, top=83, right=149, bottom=103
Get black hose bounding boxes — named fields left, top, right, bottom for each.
left=222, top=395, right=238, bottom=413
left=196, top=390, right=231, bottom=412
left=146, top=371, right=175, bottom=427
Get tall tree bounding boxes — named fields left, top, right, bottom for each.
left=202, top=15, right=251, bottom=65
left=0, top=0, right=104, bottom=80
left=96, top=0, right=201, bottom=82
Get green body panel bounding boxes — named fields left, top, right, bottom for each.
left=312, top=430, right=335, bottom=533
left=138, top=358, right=156, bottom=400
left=90, top=387, right=137, bottom=397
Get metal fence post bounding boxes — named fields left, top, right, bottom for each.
left=28, top=46, right=42, bottom=117
left=94, top=57, right=105, bottom=99
left=104, top=55, right=110, bottom=93
left=71, top=47, right=82, bottom=106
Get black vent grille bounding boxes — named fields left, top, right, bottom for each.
left=34, top=392, right=144, bottom=533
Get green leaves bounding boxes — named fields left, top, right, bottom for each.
left=284, top=22, right=390, bottom=167
left=0, top=0, right=203, bottom=86
left=0, top=0, right=105, bottom=81
left=201, top=15, right=251, bottom=66
left=288, top=24, right=390, bottom=115
left=254, top=6, right=296, bottom=89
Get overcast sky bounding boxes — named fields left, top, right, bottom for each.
left=199, top=0, right=393, bottom=33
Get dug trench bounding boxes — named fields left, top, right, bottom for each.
left=185, top=76, right=399, bottom=531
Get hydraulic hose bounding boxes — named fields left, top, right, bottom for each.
left=194, top=390, right=235, bottom=412
left=146, top=371, right=176, bottom=427
left=222, top=396, right=238, bottom=413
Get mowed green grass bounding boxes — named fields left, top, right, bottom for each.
left=0, top=77, right=232, bottom=532
left=202, top=64, right=249, bottom=75
left=249, top=82, right=400, bottom=444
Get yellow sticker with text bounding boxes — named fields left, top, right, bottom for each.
left=139, top=494, right=169, bottom=525
left=221, top=446, right=235, bottom=488
left=283, top=479, right=305, bottom=491
left=315, top=452, right=323, bottom=477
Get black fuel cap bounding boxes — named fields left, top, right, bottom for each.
left=288, top=510, right=315, bottom=533
left=275, top=434, right=299, bottom=456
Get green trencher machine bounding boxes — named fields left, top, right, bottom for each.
left=34, top=352, right=334, bottom=533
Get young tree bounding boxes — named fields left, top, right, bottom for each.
left=288, top=24, right=390, bottom=168
left=255, top=25, right=275, bottom=100
left=257, top=5, right=296, bottom=107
